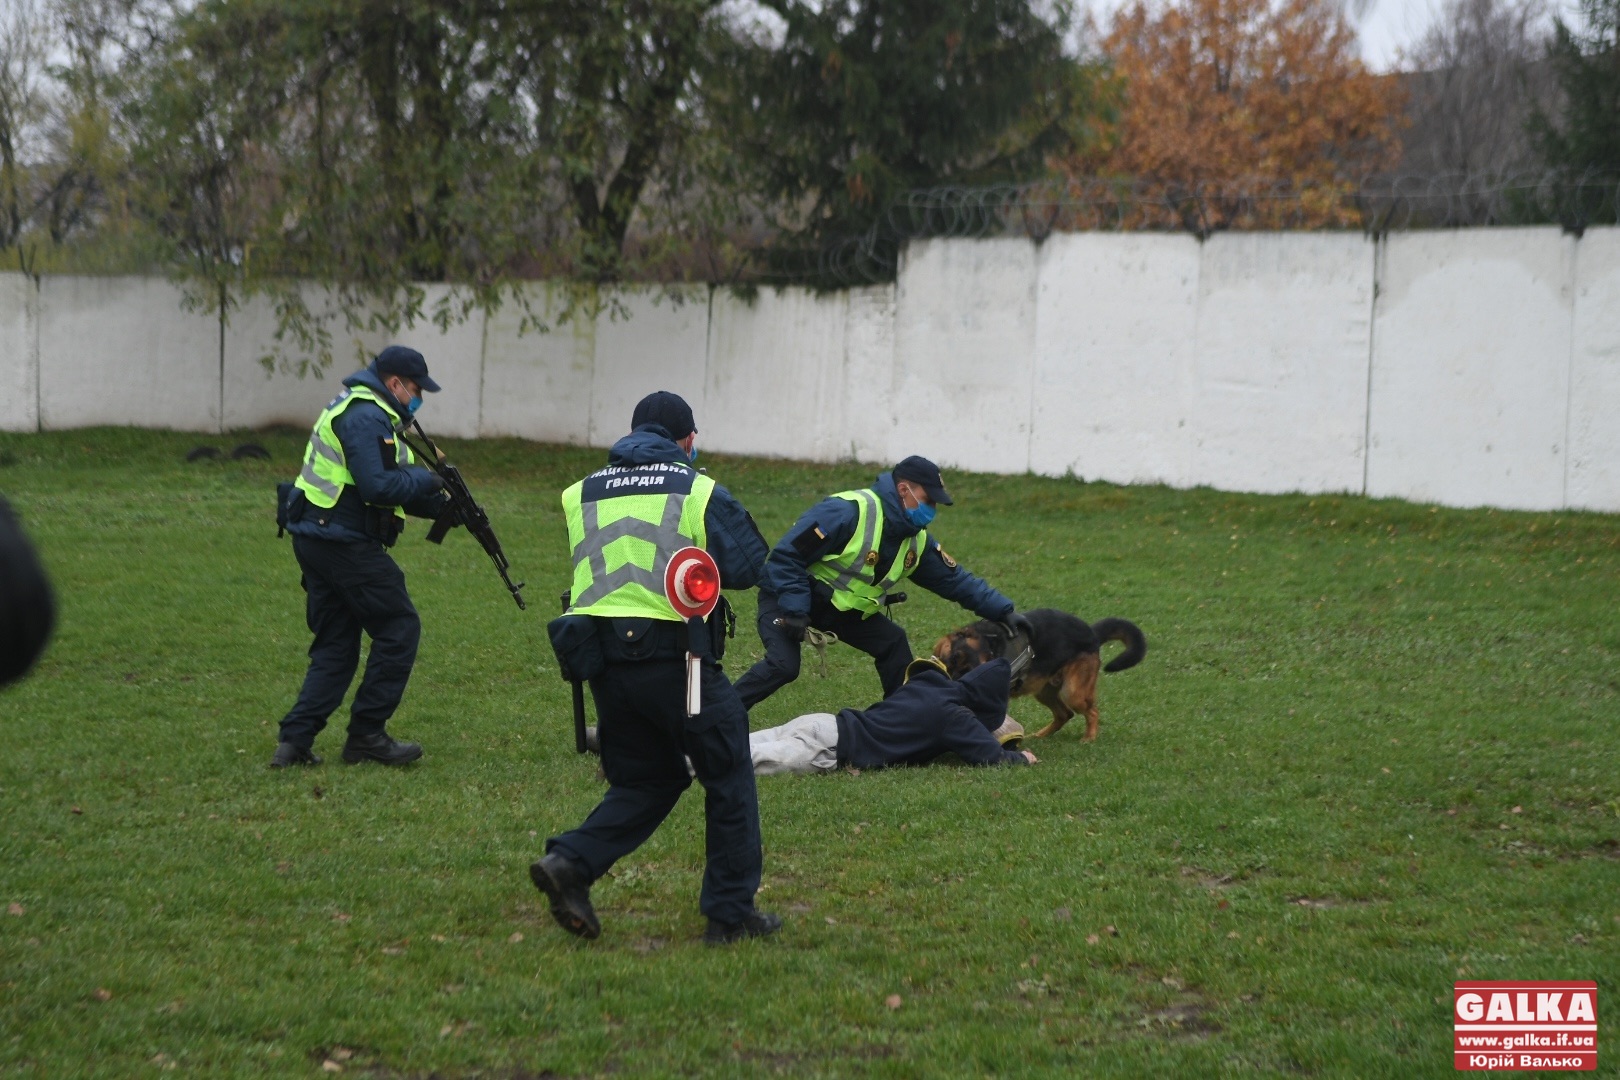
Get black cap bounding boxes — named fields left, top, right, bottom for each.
left=892, top=455, right=953, bottom=505
left=630, top=391, right=696, bottom=440
left=373, top=346, right=441, bottom=393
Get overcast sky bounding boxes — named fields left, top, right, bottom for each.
left=1352, top=0, right=1439, bottom=70
left=1081, top=0, right=1577, bottom=72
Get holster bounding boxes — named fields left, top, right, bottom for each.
left=547, top=615, right=607, bottom=683
left=708, top=595, right=735, bottom=663
left=275, top=482, right=303, bottom=538
left=364, top=504, right=405, bottom=548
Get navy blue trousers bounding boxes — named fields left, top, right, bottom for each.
left=548, top=657, right=763, bottom=925
left=733, top=589, right=912, bottom=710
left=278, top=534, right=421, bottom=749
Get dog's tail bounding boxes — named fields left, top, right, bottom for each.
left=1092, top=618, right=1147, bottom=673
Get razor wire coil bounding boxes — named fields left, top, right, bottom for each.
left=760, top=171, right=1620, bottom=287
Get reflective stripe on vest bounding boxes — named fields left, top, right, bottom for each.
left=563, top=462, right=715, bottom=621
left=293, top=384, right=412, bottom=518
left=809, top=488, right=927, bottom=616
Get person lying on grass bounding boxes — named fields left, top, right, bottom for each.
left=748, top=656, right=1036, bottom=775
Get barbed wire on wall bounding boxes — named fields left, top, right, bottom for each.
left=764, top=171, right=1620, bottom=288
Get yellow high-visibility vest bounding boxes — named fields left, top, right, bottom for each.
left=562, top=461, right=716, bottom=621
left=293, top=384, right=412, bottom=521
left=808, top=488, right=927, bottom=616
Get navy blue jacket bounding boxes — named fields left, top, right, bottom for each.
left=835, top=659, right=1027, bottom=768
left=760, top=472, right=1013, bottom=620
left=285, top=366, right=448, bottom=543
left=602, top=425, right=768, bottom=590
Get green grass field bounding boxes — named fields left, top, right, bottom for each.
left=1, top=428, right=1616, bottom=1078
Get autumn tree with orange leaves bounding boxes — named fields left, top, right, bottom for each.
left=1073, top=0, right=1404, bottom=226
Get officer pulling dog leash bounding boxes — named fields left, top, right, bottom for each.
left=395, top=420, right=527, bottom=610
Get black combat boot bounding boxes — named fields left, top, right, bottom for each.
left=269, top=742, right=323, bottom=768
left=704, top=908, right=783, bottom=946
left=529, top=852, right=600, bottom=939
left=341, top=732, right=423, bottom=765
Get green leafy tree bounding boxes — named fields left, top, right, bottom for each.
left=0, top=0, right=48, bottom=265
left=111, top=0, right=753, bottom=367
left=712, top=0, right=1111, bottom=281
left=1532, top=0, right=1620, bottom=173
left=117, top=0, right=555, bottom=367
left=516, top=0, right=734, bottom=280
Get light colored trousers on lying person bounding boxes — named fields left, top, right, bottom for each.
left=749, top=713, right=840, bottom=776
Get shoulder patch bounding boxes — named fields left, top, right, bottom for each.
left=903, top=549, right=918, bottom=569
left=864, top=550, right=880, bottom=567
left=791, top=525, right=826, bottom=558
left=938, top=547, right=957, bottom=569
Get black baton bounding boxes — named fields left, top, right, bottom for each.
left=572, top=679, right=588, bottom=755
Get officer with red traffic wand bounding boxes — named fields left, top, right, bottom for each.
left=534, top=391, right=780, bottom=946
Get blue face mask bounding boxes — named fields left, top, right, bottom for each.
left=405, top=394, right=422, bottom=416
left=686, top=435, right=699, bottom=464
left=905, top=500, right=936, bottom=529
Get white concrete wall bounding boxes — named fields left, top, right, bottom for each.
left=39, top=277, right=220, bottom=432
left=1366, top=229, right=1577, bottom=511
left=221, top=288, right=356, bottom=430
left=891, top=238, right=1038, bottom=474
left=1567, top=229, right=1620, bottom=512
left=1190, top=233, right=1375, bottom=495
left=390, top=286, right=486, bottom=439
left=589, top=287, right=709, bottom=446
left=706, top=287, right=850, bottom=461
left=840, top=286, right=899, bottom=464
left=219, top=285, right=488, bottom=435
left=1031, top=233, right=1200, bottom=486
left=0, top=274, right=37, bottom=432
left=3, top=226, right=1617, bottom=514
left=479, top=283, right=596, bottom=444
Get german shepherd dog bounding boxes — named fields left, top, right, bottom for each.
left=933, top=609, right=1147, bottom=741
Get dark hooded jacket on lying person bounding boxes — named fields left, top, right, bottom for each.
left=748, top=658, right=1030, bottom=775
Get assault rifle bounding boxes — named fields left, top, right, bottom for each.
left=397, top=420, right=527, bottom=610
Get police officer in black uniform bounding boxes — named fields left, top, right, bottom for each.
left=533, top=391, right=780, bottom=945
left=272, top=346, right=452, bottom=768
left=733, top=456, right=1031, bottom=709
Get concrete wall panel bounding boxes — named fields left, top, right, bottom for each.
left=891, top=238, right=1038, bottom=474
left=1368, top=229, right=1575, bottom=510
left=706, top=287, right=849, bottom=460
left=0, top=273, right=38, bottom=432
left=1190, top=233, right=1374, bottom=495
left=40, top=277, right=219, bottom=432
left=1568, top=230, right=1620, bottom=512
left=387, top=286, right=486, bottom=439
left=479, top=284, right=595, bottom=443
left=589, top=287, right=710, bottom=447
left=221, top=287, right=483, bottom=435
left=1031, top=233, right=1200, bottom=486
left=15, top=227, right=1619, bottom=516
left=840, top=285, right=899, bottom=464
left=221, top=290, right=355, bottom=431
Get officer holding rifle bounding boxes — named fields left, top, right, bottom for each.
left=271, top=346, right=455, bottom=768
